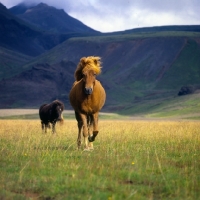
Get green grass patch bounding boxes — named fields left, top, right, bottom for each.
left=116, top=91, right=200, bottom=119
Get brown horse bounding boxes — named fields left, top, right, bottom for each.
left=69, top=56, right=106, bottom=150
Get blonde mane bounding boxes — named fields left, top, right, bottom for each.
left=74, top=56, right=102, bottom=81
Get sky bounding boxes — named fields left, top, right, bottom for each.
left=1, top=0, right=200, bottom=32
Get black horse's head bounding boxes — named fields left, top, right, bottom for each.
left=52, top=100, right=64, bottom=121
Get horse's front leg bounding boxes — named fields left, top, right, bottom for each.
left=88, top=115, right=94, bottom=150
left=75, top=112, right=84, bottom=149
left=88, top=112, right=99, bottom=142
left=44, top=124, right=48, bottom=133
left=79, top=113, right=89, bottom=150
left=77, top=121, right=82, bottom=149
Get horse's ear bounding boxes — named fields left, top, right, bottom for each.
left=80, top=57, right=87, bottom=66
left=93, top=56, right=101, bottom=66
left=52, top=101, right=58, bottom=110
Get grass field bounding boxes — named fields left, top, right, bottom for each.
left=0, top=119, right=199, bottom=199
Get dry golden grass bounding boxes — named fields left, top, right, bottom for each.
left=0, top=119, right=199, bottom=199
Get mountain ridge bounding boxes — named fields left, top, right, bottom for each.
left=9, top=2, right=99, bottom=34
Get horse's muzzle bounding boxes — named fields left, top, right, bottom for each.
left=84, top=87, right=93, bottom=95
left=57, top=117, right=63, bottom=121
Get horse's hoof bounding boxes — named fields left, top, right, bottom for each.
left=83, top=148, right=90, bottom=151
left=88, top=145, right=94, bottom=150
left=83, top=147, right=94, bottom=151
left=88, top=136, right=95, bottom=142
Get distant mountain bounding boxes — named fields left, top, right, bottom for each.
left=9, top=2, right=99, bottom=34
left=0, top=3, right=70, bottom=56
left=0, top=3, right=14, bottom=17
left=0, top=2, right=100, bottom=57
left=8, top=2, right=36, bottom=15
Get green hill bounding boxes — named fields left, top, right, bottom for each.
left=0, top=30, right=200, bottom=119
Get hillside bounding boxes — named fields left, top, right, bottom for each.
left=0, top=61, right=75, bottom=108
left=19, top=31, right=200, bottom=91
left=0, top=30, right=200, bottom=116
left=0, top=47, right=33, bottom=79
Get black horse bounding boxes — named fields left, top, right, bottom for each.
left=39, top=100, right=64, bottom=133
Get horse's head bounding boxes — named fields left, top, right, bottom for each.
left=52, top=100, right=64, bottom=121
left=75, top=56, right=102, bottom=95
left=82, top=69, right=97, bottom=95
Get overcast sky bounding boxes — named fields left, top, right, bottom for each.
left=1, top=0, right=200, bottom=32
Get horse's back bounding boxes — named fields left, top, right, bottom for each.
left=39, top=104, right=47, bottom=114
left=39, top=103, right=49, bottom=121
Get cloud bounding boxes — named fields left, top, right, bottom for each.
left=67, top=0, right=200, bottom=32
left=1, top=0, right=200, bottom=32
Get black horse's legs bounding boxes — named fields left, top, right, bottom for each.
left=44, top=124, right=48, bottom=133
left=52, top=121, right=56, bottom=134
left=41, top=121, right=45, bottom=133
